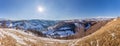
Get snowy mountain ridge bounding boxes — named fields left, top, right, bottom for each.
left=0, top=18, right=113, bottom=39
left=0, top=19, right=57, bottom=31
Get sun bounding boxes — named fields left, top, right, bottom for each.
left=37, top=6, right=45, bottom=13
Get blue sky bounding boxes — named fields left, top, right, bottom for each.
left=0, top=0, right=120, bottom=20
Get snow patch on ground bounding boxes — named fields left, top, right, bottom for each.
left=96, top=40, right=99, bottom=46
left=23, top=37, right=37, bottom=43
left=90, top=41, right=93, bottom=46
left=0, top=29, right=5, bottom=38
left=0, top=29, right=27, bottom=45
left=8, top=28, right=35, bottom=37
left=111, top=33, right=115, bottom=37
left=113, top=19, right=117, bottom=21
left=110, top=33, right=116, bottom=40
left=47, top=42, right=54, bottom=44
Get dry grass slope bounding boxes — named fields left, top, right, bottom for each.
left=0, top=28, right=74, bottom=46
left=74, top=18, right=120, bottom=46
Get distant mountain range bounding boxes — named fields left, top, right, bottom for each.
left=0, top=19, right=57, bottom=31
left=0, top=18, right=113, bottom=39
